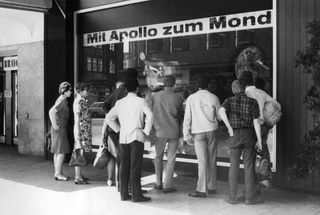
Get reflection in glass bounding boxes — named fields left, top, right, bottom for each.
left=79, top=28, right=273, bottom=160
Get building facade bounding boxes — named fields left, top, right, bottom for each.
left=1, top=0, right=319, bottom=193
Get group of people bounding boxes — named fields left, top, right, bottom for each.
left=48, top=68, right=278, bottom=204
left=49, top=82, right=92, bottom=184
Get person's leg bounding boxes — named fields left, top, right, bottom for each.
left=107, top=157, right=115, bottom=185
left=193, top=133, right=208, bottom=193
left=163, top=138, right=179, bottom=190
left=206, top=131, right=218, bottom=191
left=119, top=144, right=130, bottom=200
left=242, top=130, right=259, bottom=203
left=130, top=141, right=145, bottom=200
left=154, top=137, right=167, bottom=188
left=228, top=147, right=242, bottom=201
left=53, top=153, right=58, bottom=176
left=56, top=153, right=65, bottom=176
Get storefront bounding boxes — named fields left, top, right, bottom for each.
left=0, top=1, right=51, bottom=156
left=74, top=0, right=277, bottom=173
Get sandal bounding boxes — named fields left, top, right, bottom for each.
left=54, top=175, right=69, bottom=181
left=75, top=178, right=89, bottom=185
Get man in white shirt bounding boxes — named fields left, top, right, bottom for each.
left=239, top=71, right=280, bottom=189
left=183, top=74, right=221, bottom=198
left=106, top=78, right=153, bottom=202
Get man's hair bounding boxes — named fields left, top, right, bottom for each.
left=75, top=82, right=90, bottom=93
left=239, top=71, right=254, bottom=87
left=254, top=77, right=266, bottom=90
left=197, top=74, right=210, bottom=89
left=126, top=68, right=139, bottom=79
left=125, top=79, right=139, bottom=92
left=231, top=80, right=245, bottom=95
left=163, top=75, right=176, bottom=87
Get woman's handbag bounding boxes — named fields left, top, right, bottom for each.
left=69, top=148, right=87, bottom=166
left=93, top=142, right=109, bottom=169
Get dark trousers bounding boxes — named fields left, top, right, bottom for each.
left=119, top=141, right=144, bottom=200
left=228, top=129, right=256, bottom=200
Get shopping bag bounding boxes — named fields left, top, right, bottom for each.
left=69, top=149, right=87, bottom=166
left=254, top=149, right=272, bottom=188
left=93, top=144, right=109, bottom=169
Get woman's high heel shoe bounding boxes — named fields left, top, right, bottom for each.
left=74, top=178, right=89, bottom=185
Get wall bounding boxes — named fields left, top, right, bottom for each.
left=18, top=41, right=45, bottom=156
left=275, top=0, right=320, bottom=193
left=0, top=0, right=51, bottom=11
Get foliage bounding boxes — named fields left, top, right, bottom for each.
left=295, top=20, right=320, bottom=178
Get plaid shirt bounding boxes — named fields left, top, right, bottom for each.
left=222, top=93, right=260, bottom=129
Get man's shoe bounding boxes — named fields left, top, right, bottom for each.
left=121, top=194, right=132, bottom=201
left=207, top=189, right=217, bottom=194
left=153, top=183, right=163, bottom=190
left=245, top=197, right=264, bottom=205
left=225, top=197, right=238, bottom=204
left=236, top=195, right=246, bottom=202
left=141, top=189, right=148, bottom=194
left=188, top=191, right=206, bottom=198
left=163, top=188, right=177, bottom=193
left=132, top=195, right=151, bottom=202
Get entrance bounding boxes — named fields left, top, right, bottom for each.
left=0, top=71, right=4, bottom=143
left=1, top=56, right=18, bottom=145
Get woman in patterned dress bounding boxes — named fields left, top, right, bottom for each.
left=49, top=82, right=72, bottom=181
left=73, top=82, right=92, bottom=184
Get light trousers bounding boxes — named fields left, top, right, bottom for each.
left=193, top=130, right=218, bottom=193
left=154, top=137, right=179, bottom=189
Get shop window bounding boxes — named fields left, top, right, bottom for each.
left=79, top=25, right=273, bottom=164
left=98, top=58, right=103, bottom=72
left=87, top=57, right=92, bottom=72
left=146, top=39, right=163, bottom=54
left=236, top=30, right=257, bottom=47
left=171, top=37, right=190, bottom=52
left=207, top=33, right=228, bottom=49
left=92, top=58, right=97, bottom=72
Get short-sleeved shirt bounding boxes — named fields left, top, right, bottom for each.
left=222, top=93, right=260, bottom=129
left=183, top=90, right=221, bottom=140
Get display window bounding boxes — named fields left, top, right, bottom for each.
left=75, top=0, right=276, bottom=170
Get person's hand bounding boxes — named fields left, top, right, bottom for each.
left=52, top=124, right=60, bottom=130
left=186, top=137, right=194, bottom=145
left=255, top=138, right=262, bottom=151
left=227, top=127, right=234, bottom=137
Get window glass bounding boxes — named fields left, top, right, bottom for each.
left=78, top=27, right=273, bottom=160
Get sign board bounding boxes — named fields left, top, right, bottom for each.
left=3, top=56, right=18, bottom=71
left=84, top=10, right=273, bottom=46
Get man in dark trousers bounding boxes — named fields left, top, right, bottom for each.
left=106, top=78, right=153, bottom=202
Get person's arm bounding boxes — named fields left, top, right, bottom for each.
left=102, top=92, right=115, bottom=113
left=252, top=100, right=262, bottom=150
left=73, top=101, right=82, bottom=150
left=101, top=113, right=108, bottom=137
left=105, top=104, right=120, bottom=133
left=49, top=100, right=61, bottom=130
left=215, top=97, right=222, bottom=121
left=254, top=118, right=262, bottom=150
left=49, top=108, right=59, bottom=129
left=183, top=98, right=193, bottom=144
left=219, top=107, right=233, bottom=137
left=142, top=102, right=153, bottom=135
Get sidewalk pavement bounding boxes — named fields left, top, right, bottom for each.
left=0, top=144, right=320, bottom=215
